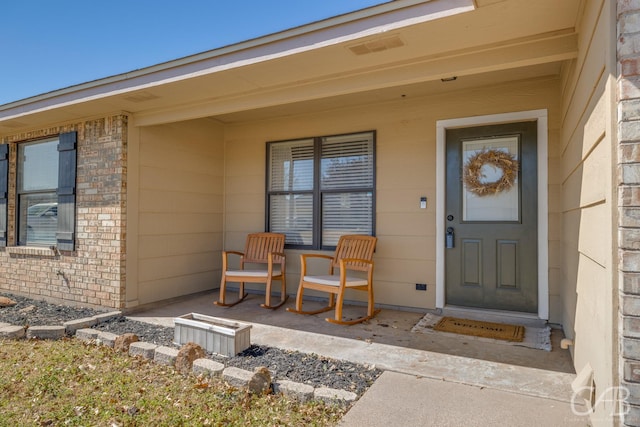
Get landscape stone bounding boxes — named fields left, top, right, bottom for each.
left=26, top=325, right=66, bottom=340
left=92, top=311, right=122, bottom=324
left=114, top=333, right=139, bottom=352
left=18, top=305, right=35, bottom=314
left=273, top=380, right=314, bottom=402
left=192, top=358, right=225, bottom=377
left=129, top=341, right=158, bottom=359
left=64, top=317, right=97, bottom=335
left=0, top=296, right=17, bottom=307
left=247, top=366, right=272, bottom=395
left=75, top=328, right=100, bottom=341
left=154, top=346, right=179, bottom=366
left=314, top=387, right=357, bottom=405
left=175, top=342, right=206, bottom=374
left=0, top=325, right=26, bottom=339
left=96, top=331, right=119, bottom=348
left=223, top=367, right=253, bottom=388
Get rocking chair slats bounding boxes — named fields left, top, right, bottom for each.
left=215, top=232, right=288, bottom=309
left=287, top=234, right=379, bottom=325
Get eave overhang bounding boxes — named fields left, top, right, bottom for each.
left=0, top=0, right=475, bottom=132
left=0, top=0, right=581, bottom=133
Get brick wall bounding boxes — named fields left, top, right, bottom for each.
left=0, top=115, right=127, bottom=309
left=619, top=1, right=640, bottom=425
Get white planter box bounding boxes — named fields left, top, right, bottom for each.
left=174, top=313, right=251, bottom=357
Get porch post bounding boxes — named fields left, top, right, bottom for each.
left=618, top=1, right=640, bottom=424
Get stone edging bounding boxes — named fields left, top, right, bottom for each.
left=0, top=310, right=122, bottom=339
left=0, top=312, right=358, bottom=406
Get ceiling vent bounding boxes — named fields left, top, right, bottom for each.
left=348, top=35, right=405, bottom=55
left=123, top=91, right=160, bottom=103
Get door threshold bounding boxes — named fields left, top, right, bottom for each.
left=442, top=305, right=546, bottom=328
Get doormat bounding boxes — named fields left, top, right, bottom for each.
left=410, top=313, right=552, bottom=351
left=433, top=316, right=525, bottom=342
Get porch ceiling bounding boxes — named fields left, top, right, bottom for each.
left=0, top=0, right=581, bottom=133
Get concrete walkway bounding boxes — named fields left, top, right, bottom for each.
left=339, top=371, right=587, bottom=427
left=252, top=323, right=590, bottom=425
left=127, top=292, right=593, bottom=426
left=248, top=322, right=576, bottom=402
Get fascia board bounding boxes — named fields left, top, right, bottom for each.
left=0, top=0, right=474, bottom=122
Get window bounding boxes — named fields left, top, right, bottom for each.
left=18, top=139, right=59, bottom=246
left=0, top=131, right=77, bottom=250
left=267, top=131, right=375, bottom=249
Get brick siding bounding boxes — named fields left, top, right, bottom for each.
left=619, top=2, right=640, bottom=425
left=0, top=115, right=127, bottom=309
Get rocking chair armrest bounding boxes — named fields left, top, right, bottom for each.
left=223, top=250, right=245, bottom=258
left=339, top=257, right=374, bottom=272
left=222, top=250, right=245, bottom=271
left=300, top=253, right=333, bottom=262
left=299, top=253, right=334, bottom=275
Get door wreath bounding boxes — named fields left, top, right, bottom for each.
left=463, top=149, right=519, bottom=196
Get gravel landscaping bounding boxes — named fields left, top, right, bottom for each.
left=0, top=293, right=382, bottom=395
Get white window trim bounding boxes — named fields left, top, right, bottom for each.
left=435, top=109, right=549, bottom=320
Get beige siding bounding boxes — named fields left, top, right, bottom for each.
left=130, top=118, right=224, bottom=306
left=559, top=0, right=616, bottom=422
left=224, top=77, right=562, bottom=311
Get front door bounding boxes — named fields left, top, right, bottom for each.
left=445, top=121, right=537, bottom=313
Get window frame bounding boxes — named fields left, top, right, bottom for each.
left=0, top=144, right=7, bottom=247
left=0, top=131, right=77, bottom=251
left=266, top=130, right=376, bottom=250
left=16, top=138, right=60, bottom=247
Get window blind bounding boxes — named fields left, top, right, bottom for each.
left=267, top=131, right=375, bottom=249
left=321, top=133, right=374, bottom=190
left=269, top=139, right=313, bottom=192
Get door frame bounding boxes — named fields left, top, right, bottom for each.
left=435, top=109, right=549, bottom=320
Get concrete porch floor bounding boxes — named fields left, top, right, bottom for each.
left=126, top=291, right=578, bottom=401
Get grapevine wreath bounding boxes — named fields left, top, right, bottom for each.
left=463, top=149, right=519, bottom=196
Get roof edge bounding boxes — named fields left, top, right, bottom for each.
left=0, top=0, right=475, bottom=121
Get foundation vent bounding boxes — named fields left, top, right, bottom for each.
left=348, top=35, right=405, bottom=55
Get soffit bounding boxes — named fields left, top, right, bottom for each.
left=0, top=0, right=582, bottom=133
left=213, top=63, right=563, bottom=123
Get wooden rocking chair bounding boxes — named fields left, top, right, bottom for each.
left=287, top=234, right=379, bottom=325
left=214, top=232, right=288, bottom=309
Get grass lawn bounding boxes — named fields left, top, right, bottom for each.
left=0, top=338, right=346, bottom=426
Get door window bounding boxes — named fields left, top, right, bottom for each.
left=462, top=136, right=519, bottom=222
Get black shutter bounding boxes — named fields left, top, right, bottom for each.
left=0, top=144, right=7, bottom=247
left=57, top=131, right=77, bottom=251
